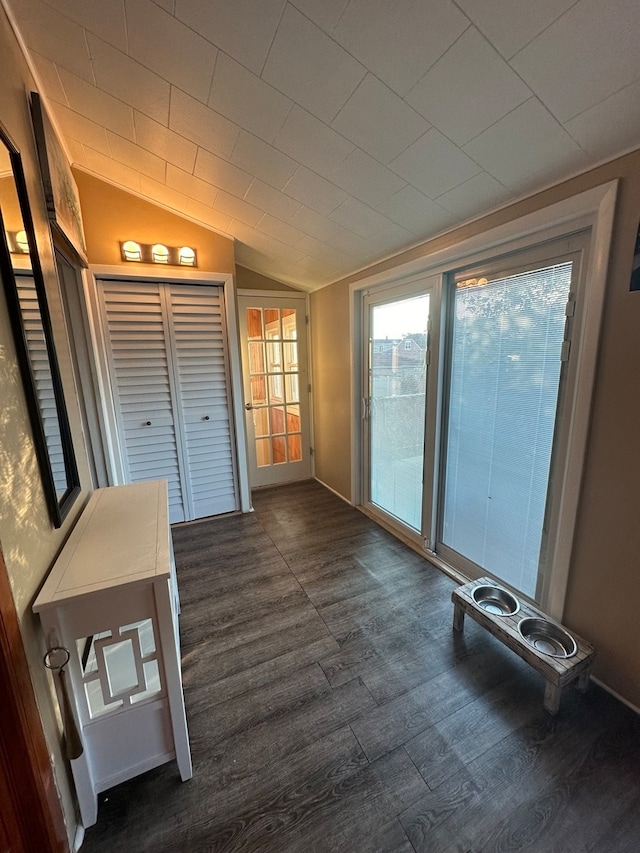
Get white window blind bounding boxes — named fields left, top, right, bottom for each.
left=442, top=262, right=572, bottom=596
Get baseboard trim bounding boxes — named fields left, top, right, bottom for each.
left=313, top=477, right=352, bottom=505
left=591, top=677, right=640, bottom=717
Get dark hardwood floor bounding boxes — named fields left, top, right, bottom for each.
left=82, top=480, right=640, bottom=852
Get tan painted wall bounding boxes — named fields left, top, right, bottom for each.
left=310, top=281, right=352, bottom=498
left=73, top=170, right=235, bottom=272
left=0, top=7, right=93, bottom=843
left=236, top=264, right=300, bottom=292
left=311, top=149, right=640, bottom=710
left=0, top=174, right=24, bottom=231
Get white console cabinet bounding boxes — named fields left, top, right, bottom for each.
left=33, top=480, right=192, bottom=828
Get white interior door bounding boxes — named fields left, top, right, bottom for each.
left=238, top=294, right=312, bottom=488
left=97, top=278, right=239, bottom=523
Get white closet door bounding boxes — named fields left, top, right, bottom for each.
left=16, top=274, right=67, bottom=495
left=98, top=280, right=186, bottom=522
left=166, top=284, right=237, bottom=518
left=98, top=279, right=238, bottom=523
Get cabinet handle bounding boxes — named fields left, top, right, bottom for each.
left=43, top=647, right=83, bottom=760
left=203, top=415, right=210, bottom=421
left=145, top=420, right=152, bottom=426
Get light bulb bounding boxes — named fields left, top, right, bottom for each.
left=121, top=240, right=142, bottom=261
left=178, top=246, right=196, bottom=266
left=152, top=243, right=169, bottom=264
left=15, top=230, right=29, bottom=253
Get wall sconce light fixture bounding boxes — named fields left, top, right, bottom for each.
left=120, top=241, right=197, bottom=267
left=5, top=229, right=30, bottom=254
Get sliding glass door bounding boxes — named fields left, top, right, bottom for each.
left=362, top=236, right=587, bottom=605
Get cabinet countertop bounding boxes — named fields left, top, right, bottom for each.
left=33, top=480, right=171, bottom=611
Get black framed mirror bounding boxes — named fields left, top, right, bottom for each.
left=0, top=122, right=80, bottom=527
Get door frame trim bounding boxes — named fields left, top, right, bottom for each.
left=85, top=267, right=251, bottom=513
left=0, top=547, right=69, bottom=852
left=349, top=180, right=617, bottom=619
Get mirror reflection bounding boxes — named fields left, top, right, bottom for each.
left=15, top=273, right=67, bottom=497
left=0, top=127, right=80, bottom=525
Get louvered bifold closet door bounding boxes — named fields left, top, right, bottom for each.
left=165, top=284, right=237, bottom=518
left=98, top=280, right=186, bottom=522
left=98, top=279, right=238, bottom=523
left=16, top=274, right=67, bottom=494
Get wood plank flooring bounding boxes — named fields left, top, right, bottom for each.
left=81, top=480, right=640, bottom=852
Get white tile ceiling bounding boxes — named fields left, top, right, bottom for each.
left=9, top=0, right=640, bottom=290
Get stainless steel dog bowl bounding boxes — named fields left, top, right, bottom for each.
left=518, top=617, right=577, bottom=658
left=472, top=584, right=520, bottom=616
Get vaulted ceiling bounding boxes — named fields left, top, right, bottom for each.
left=8, top=0, right=640, bottom=290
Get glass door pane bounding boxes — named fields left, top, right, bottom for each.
left=368, top=294, right=430, bottom=531
left=440, top=262, right=572, bottom=598
left=248, top=307, right=301, bottom=465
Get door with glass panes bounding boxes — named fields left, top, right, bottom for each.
left=238, top=294, right=311, bottom=487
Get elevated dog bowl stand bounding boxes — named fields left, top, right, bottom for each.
left=452, top=577, right=595, bottom=715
